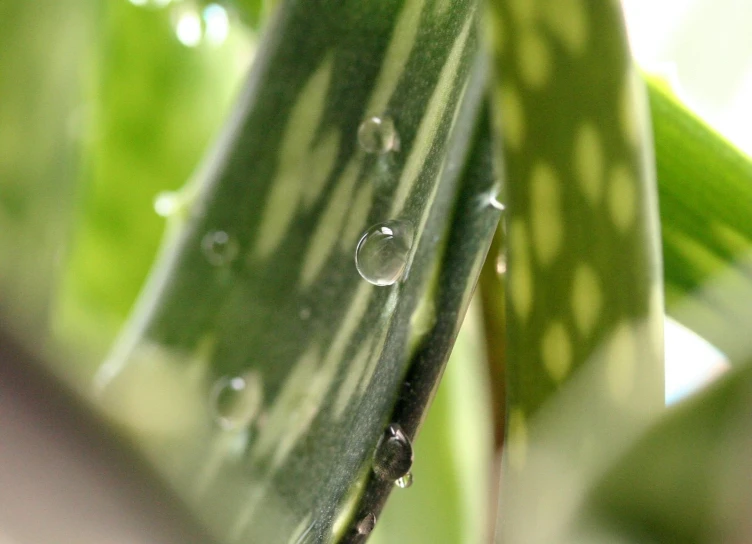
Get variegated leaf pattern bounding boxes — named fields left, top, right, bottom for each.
left=92, top=1, right=499, bottom=543
left=486, top=1, right=665, bottom=542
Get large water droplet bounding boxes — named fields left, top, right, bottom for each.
left=355, top=221, right=413, bottom=286
left=395, top=471, right=413, bottom=489
left=357, top=116, right=399, bottom=154
left=356, top=513, right=376, bottom=535
left=202, top=230, right=238, bottom=266
left=209, top=372, right=262, bottom=431
left=373, top=423, right=413, bottom=481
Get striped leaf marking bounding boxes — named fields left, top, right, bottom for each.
left=95, top=1, right=483, bottom=542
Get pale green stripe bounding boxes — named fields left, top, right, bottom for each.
left=302, top=129, right=341, bottom=207
left=365, top=0, right=426, bottom=116
left=340, top=179, right=375, bottom=252
left=254, top=55, right=334, bottom=259
left=390, top=13, right=475, bottom=217
left=332, top=333, right=375, bottom=419
left=299, top=156, right=363, bottom=287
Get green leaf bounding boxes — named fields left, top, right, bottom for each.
left=485, top=1, right=664, bottom=541
left=51, top=1, right=250, bottom=374
left=571, top=360, right=752, bottom=544
left=369, top=301, right=494, bottom=544
left=0, top=0, right=94, bottom=334
left=92, top=1, right=498, bottom=542
left=649, top=77, right=752, bottom=365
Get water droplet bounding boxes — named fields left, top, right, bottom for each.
left=153, top=191, right=179, bottom=217
left=496, top=250, right=507, bottom=275
left=172, top=5, right=203, bottom=47
left=209, top=372, right=262, bottom=431
left=355, top=221, right=413, bottom=286
left=202, top=3, right=229, bottom=46
left=373, top=423, right=413, bottom=481
left=395, top=471, right=413, bottom=489
left=299, top=307, right=312, bottom=321
left=129, top=0, right=172, bottom=7
left=356, top=513, right=376, bottom=535
left=357, top=116, right=399, bottom=154
left=202, top=230, right=238, bottom=266
left=490, top=195, right=505, bottom=211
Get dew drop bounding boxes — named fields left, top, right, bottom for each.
left=355, top=221, right=413, bottom=286
left=202, top=230, right=238, bottom=266
left=356, top=513, right=376, bottom=535
left=209, top=372, right=262, bottom=431
left=496, top=250, right=507, bottom=275
left=357, top=116, right=399, bottom=154
left=490, top=196, right=505, bottom=211
left=299, top=306, right=312, bottom=321
left=373, top=423, right=413, bottom=481
left=153, top=191, right=179, bottom=217
left=395, top=471, right=413, bottom=489
left=172, top=5, right=204, bottom=47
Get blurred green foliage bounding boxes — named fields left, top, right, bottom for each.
left=0, top=0, right=93, bottom=332
left=52, top=0, right=252, bottom=371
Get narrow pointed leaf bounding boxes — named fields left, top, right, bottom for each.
left=486, top=1, right=664, bottom=541
left=649, top=78, right=752, bottom=364
left=93, top=2, right=497, bottom=542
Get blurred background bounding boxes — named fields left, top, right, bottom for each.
left=0, top=0, right=749, bottom=542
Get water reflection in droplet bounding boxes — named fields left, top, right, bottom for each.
left=356, top=512, right=376, bottom=535
left=395, top=471, right=413, bottom=489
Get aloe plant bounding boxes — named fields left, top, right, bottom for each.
left=2, top=0, right=752, bottom=543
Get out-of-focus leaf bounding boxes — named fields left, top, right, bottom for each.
left=52, top=0, right=251, bottom=376
left=485, top=1, right=664, bottom=542
left=0, top=0, right=93, bottom=334
left=92, top=1, right=499, bottom=542
left=649, top=77, right=752, bottom=365
left=570, top=360, right=752, bottom=544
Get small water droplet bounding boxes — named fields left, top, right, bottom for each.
left=209, top=372, right=262, bottom=431
left=172, top=5, right=204, bottom=47
left=395, top=471, right=413, bottom=489
left=355, top=221, right=413, bottom=286
left=357, top=116, right=399, bottom=154
left=496, top=250, right=507, bottom=275
left=356, top=513, right=376, bottom=535
left=373, top=423, right=413, bottom=481
left=202, top=3, right=229, bottom=46
left=202, top=230, right=238, bottom=266
left=488, top=181, right=506, bottom=211
left=299, top=307, right=312, bottom=321
left=153, top=191, right=179, bottom=217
